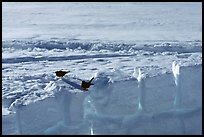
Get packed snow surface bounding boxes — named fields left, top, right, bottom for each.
left=2, top=2, right=202, bottom=41
left=2, top=2, right=202, bottom=135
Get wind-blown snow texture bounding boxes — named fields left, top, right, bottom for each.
left=2, top=2, right=202, bottom=135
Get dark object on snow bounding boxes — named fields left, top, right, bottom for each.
left=55, top=70, right=70, bottom=77
left=81, top=77, right=94, bottom=91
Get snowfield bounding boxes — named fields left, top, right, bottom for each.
left=2, top=2, right=202, bottom=135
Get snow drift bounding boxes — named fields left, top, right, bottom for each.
left=3, top=64, right=202, bottom=135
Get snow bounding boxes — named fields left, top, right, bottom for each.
left=2, top=2, right=202, bottom=41
left=2, top=107, right=11, bottom=115
left=2, top=2, right=202, bottom=135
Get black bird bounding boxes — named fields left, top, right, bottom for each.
left=81, top=77, right=94, bottom=91
left=55, top=70, right=70, bottom=77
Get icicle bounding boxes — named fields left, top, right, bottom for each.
left=172, top=61, right=180, bottom=86
left=172, top=61, right=181, bottom=109
left=135, top=68, right=146, bottom=112
left=90, top=122, right=94, bottom=135
left=172, top=61, right=186, bottom=134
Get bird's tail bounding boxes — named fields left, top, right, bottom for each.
left=89, top=77, right=94, bottom=85
left=66, top=70, right=71, bottom=73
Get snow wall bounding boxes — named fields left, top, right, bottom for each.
left=4, top=64, right=202, bottom=135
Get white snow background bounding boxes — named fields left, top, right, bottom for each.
left=2, top=2, right=202, bottom=135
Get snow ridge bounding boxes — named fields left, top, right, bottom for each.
left=3, top=40, right=201, bottom=53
